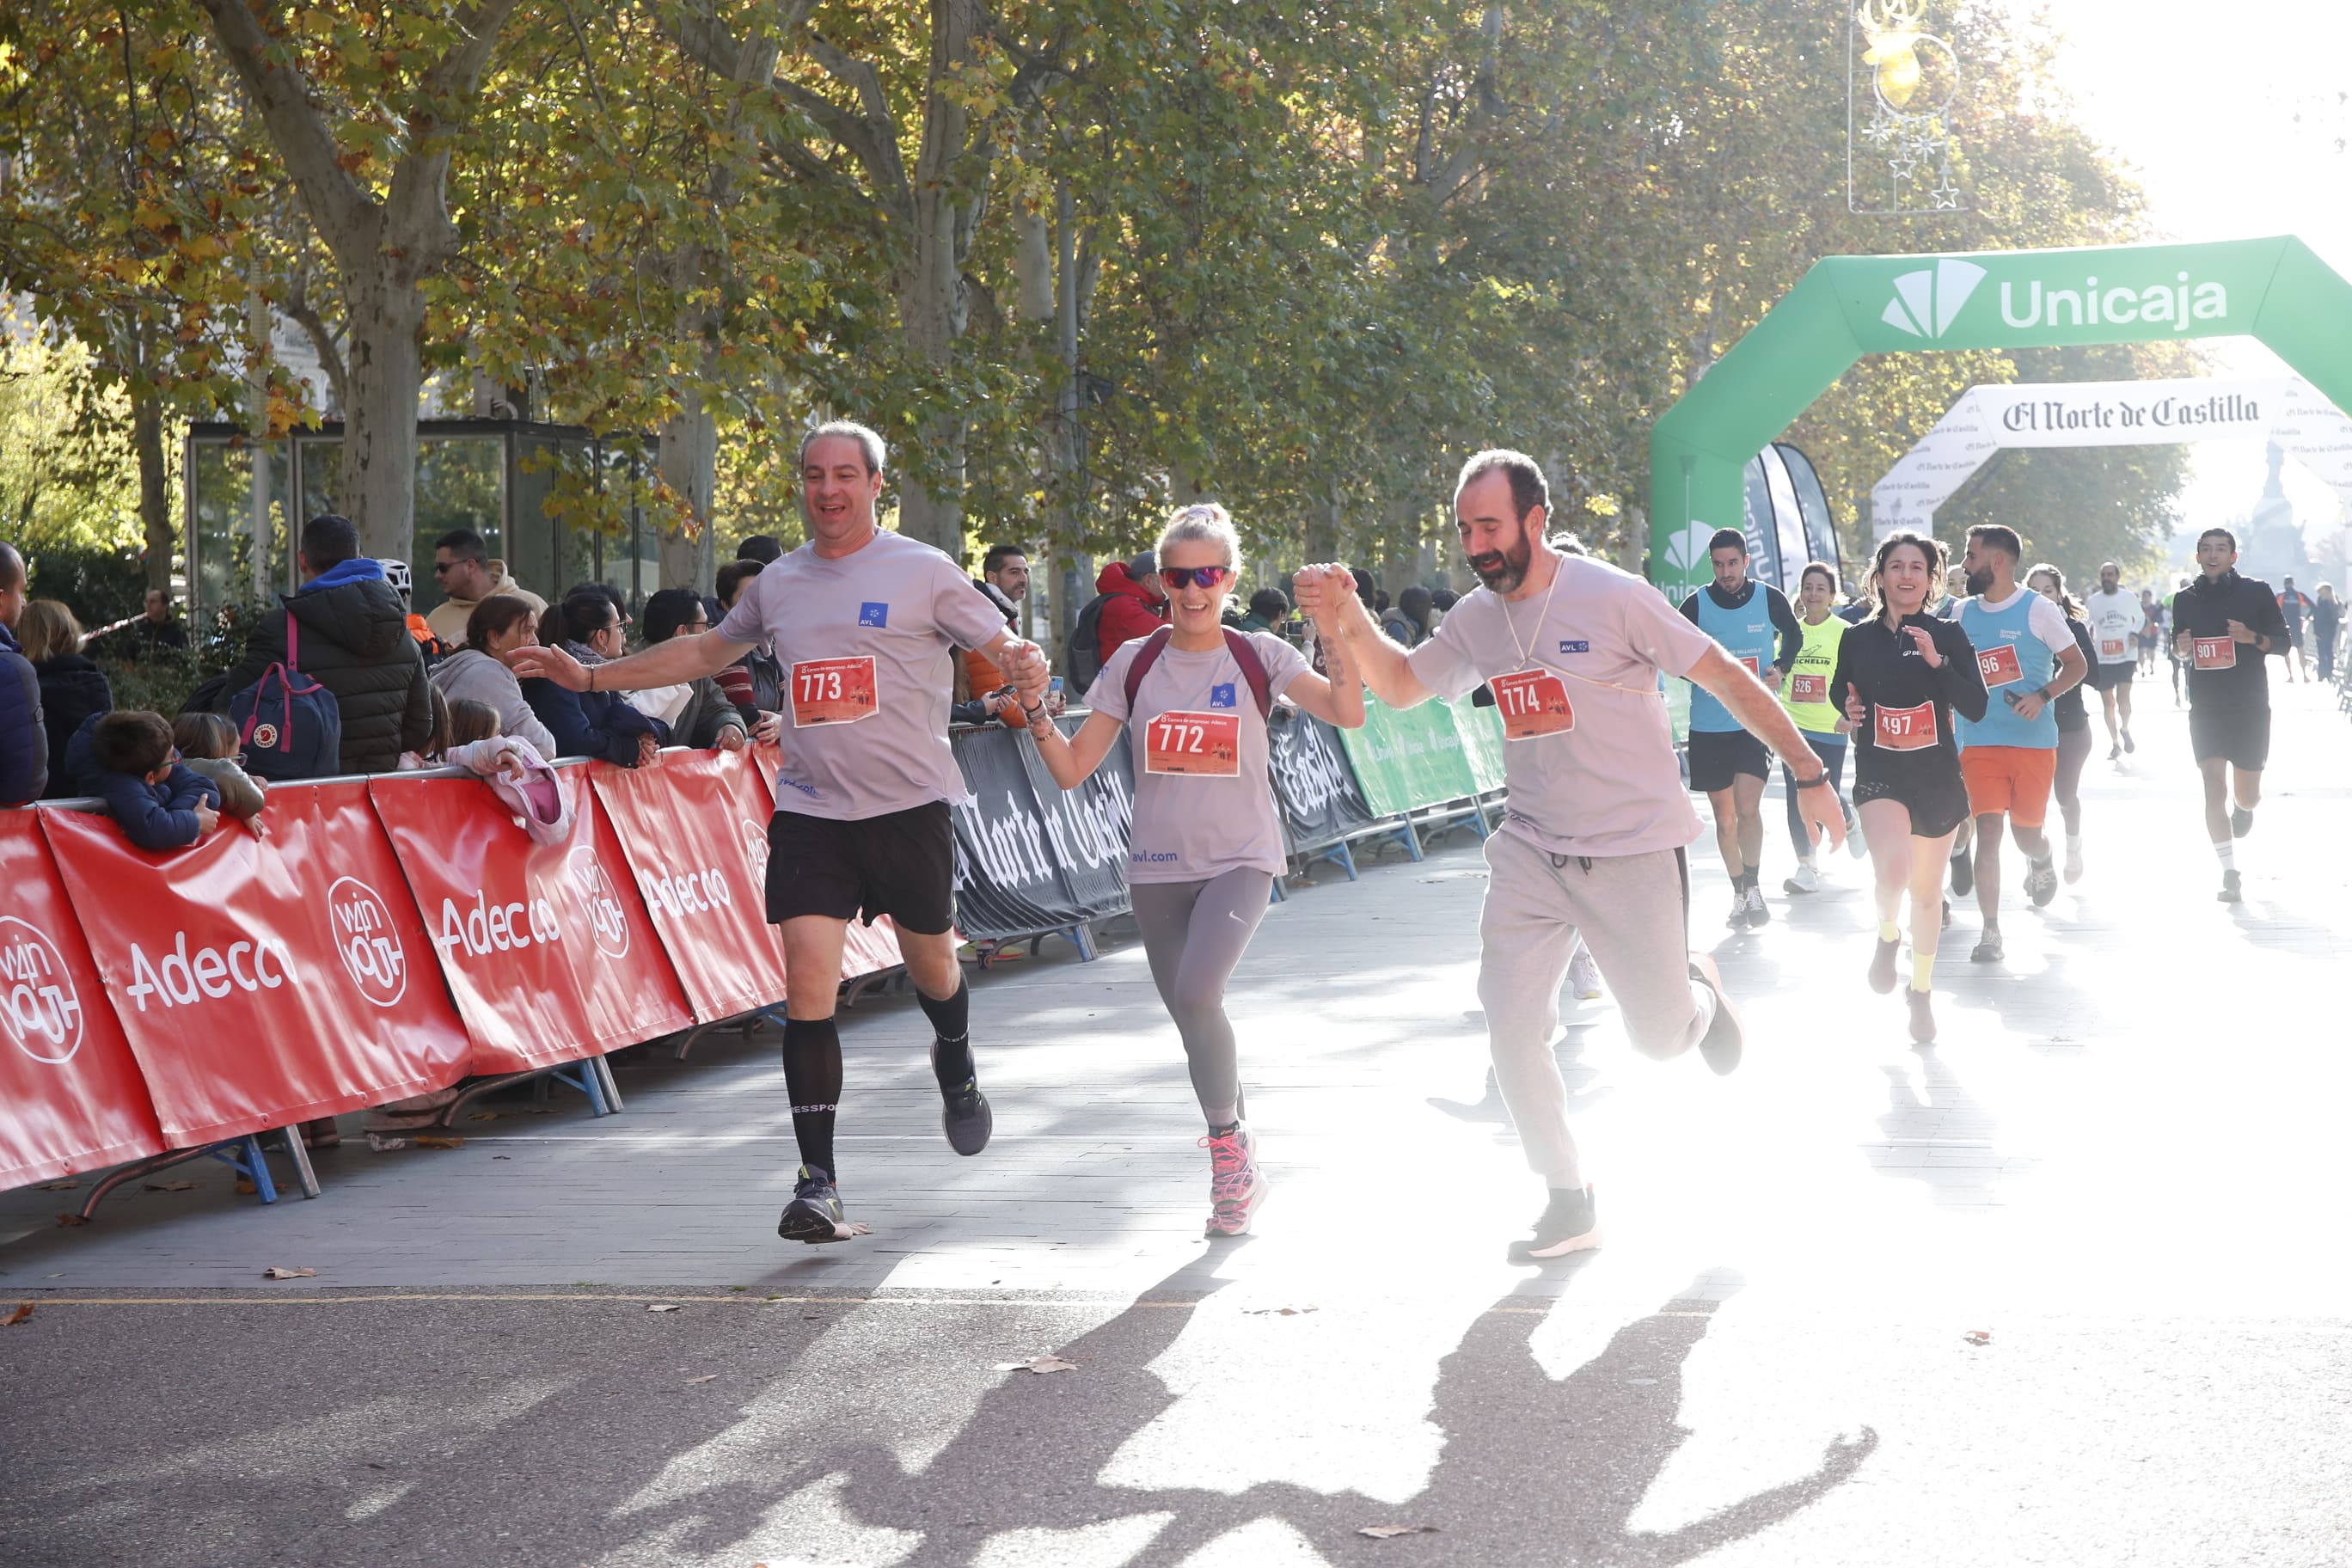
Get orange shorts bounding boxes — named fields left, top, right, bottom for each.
left=1960, top=744, right=2055, bottom=828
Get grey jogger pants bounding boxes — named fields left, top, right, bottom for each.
left=1478, top=830, right=1715, bottom=1186
left=1130, top=868, right=1276, bottom=1127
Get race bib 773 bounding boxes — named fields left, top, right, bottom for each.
left=790, top=657, right=878, bottom=726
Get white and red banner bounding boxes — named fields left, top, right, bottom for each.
left=40, top=782, right=473, bottom=1146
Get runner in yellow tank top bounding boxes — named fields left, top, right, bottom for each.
left=1779, top=562, right=1865, bottom=895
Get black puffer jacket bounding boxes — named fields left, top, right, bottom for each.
left=33, top=654, right=113, bottom=769
left=211, top=571, right=432, bottom=775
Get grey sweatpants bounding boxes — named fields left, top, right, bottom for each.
left=1130, top=868, right=1276, bottom=1128
left=1478, top=830, right=1716, bottom=1186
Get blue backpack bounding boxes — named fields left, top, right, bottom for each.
left=230, top=612, right=342, bottom=780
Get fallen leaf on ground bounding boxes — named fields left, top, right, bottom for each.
left=646, top=1303, right=683, bottom=1314
left=4, top=1303, right=33, bottom=1326
left=262, top=1266, right=316, bottom=1279
left=144, top=1179, right=199, bottom=1192
left=1246, top=1305, right=1319, bottom=1316
left=37, top=1179, right=78, bottom=1191
left=1963, top=1329, right=1992, bottom=1345
left=994, top=1356, right=1078, bottom=1375
left=54, top=1213, right=89, bottom=1228
left=685, top=1374, right=718, bottom=1384
left=414, top=1135, right=464, bottom=1149
left=1358, top=1524, right=1439, bottom=1540
left=234, top=1178, right=259, bottom=1194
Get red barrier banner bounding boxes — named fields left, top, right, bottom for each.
left=589, top=750, right=789, bottom=1023
left=369, top=767, right=691, bottom=1071
left=749, top=743, right=908, bottom=983
left=39, top=784, right=474, bottom=1146
left=0, top=812, right=166, bottom=1185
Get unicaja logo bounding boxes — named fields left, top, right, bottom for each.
left=1662, top=522, right=1715, bottom=576
left=1881, top=258, right=1986, bottom=340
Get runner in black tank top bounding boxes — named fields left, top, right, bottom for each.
left=2029, top=565, right=2098, bottom=885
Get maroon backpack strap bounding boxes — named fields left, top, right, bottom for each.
left=1121, top=625, right=1175, bottom=714
left=1221, top=628, right=1274, bottom=720
left=284, top=610, right=299, bottom=672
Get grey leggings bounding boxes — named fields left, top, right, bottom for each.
left=1129, top=868, right=1275, bottom=1128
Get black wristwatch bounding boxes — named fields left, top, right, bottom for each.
left=1790, top=770, right=1829, bottom=790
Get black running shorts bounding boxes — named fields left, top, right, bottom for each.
left=766, top=802, right=957, bottom=934
left=2189, top=703, right=2270, bottom=772
left=2087, top=660, right=2135, bottom=692
left=1686, top=727, right=1771, bottom=793
left=1853, top=756, right=1970, bottom=840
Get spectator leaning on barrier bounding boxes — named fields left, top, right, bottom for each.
left=424, top=527, right=548, bottom=647
left=638, top=588, right=750, bottom=752
left=171, top=712, right=267, bottom=822
left=712, top=560, right=784, bottom=732
left=426, top=596, right=563, bottom=757
left=89, top=709, right=219, bottom=850
left=211, top=514, right=435, bottom=775
left=0, top=542, right=46, bottom=804
left=19, top=599, right=113, bottom=775
left=523, top=590, right=669, bottom=766
left=954, top=544, right=1030, bottom=729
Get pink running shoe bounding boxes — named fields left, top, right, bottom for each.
left=1201, top=1124, right=1268, bottom=1238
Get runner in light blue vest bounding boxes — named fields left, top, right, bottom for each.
left=1951, top=524, right=2086, bottom=965
left=1677, top=529, right=1802, bottom=931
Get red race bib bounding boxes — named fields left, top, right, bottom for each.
left=789, top=657, right=879, bottom=726
left=1491, top=669, right=1575, bottom=741
left=1144, top=710, right=1241, bottom=776
left=2100, top=637, right=2127, bottom=658
left=1873, top=699, right=1938, bottom=751
left=1789, top=671, right=1828, bottom=705
left=1976, top=644, right=2024, bottom=687
left=1736, top=654, right=1763, bottom=677
left=2192, top=635, right=2237, bottom=671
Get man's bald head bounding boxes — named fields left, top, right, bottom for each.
left=0, top=544, right=24, bottom=629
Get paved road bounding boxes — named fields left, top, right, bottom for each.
left=6, top=683, right=2350, bottom=1565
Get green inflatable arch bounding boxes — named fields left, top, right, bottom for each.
left=1648, top=236, right=2352, bottom=595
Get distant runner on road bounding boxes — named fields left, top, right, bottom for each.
left=1834, top=532, right=1988, bottom=1044
left=2030, top=564, right=2099, bottom=885
left=1676, top=530, right=1802, bottom=929
left=2171, top=528, right=2287, bottom=903
left=1301, top=449, right=1845, bottom=1259
left=512, top=420, right=1046, bottom=1245
left=1017, top=504, right=1364, bottom=1238
left=1779, top=560, right=1865, bottom=897
left=2082, top=561, right=2141, bottom=759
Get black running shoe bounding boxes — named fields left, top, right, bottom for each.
left=1743, top=885, right=1771, bottom=928
left=2024, top=859, right=2058, bottom=908
left=2230, top=807, right=2254, bottom=838
left=2218, top=869, right=2243, bottom=903
left=940, top=1076, right=993, bottom=1156
left=1688, top=954, right=1743, bottom=1076
left=1970, top=931, right=2004, bottom=964
left=1908, top=989, right=1937, bottom=1045
left=1868, top=936, right=1902, bottom=995
left=778, top=1166, right=855, bottom=1244
left=1510, top=1185, right=1602, bottom=1260
left=2122, top=730, right=2135, bottom=754
left=1949, top=848, right=1974, bottom=897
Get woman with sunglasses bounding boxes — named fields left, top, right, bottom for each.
left=1018, top=504, right=1365, bottom=1235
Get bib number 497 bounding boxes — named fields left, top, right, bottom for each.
left=1873, top=699, right=1937, bottom=751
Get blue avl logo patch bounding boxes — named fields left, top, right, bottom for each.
left=858, top=602, right=889, bottom=628
left=1558, top=640, right=1590, bottom=654
left=1210, top=683, right=1237, bottom=708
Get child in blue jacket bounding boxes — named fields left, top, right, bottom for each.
left=88, top=710, right=220, bottom=850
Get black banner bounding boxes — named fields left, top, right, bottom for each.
left=949, top=718, right=1136, bottom=940
left=1267, top=710, right=1379, bottom=851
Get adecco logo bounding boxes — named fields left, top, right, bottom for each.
left=326, top=875, right=407, bottom=1008
left=568, top=847, right=631, bottom=959
left=1881, top=258, right=1986, bottom=340
left=122, top=931, right=296, bottom=1014
left=434, top=889, right=562, bottom=959
left=636, top=862, right=735, bottom=922
left=0, top=916, right=85, bottom=1064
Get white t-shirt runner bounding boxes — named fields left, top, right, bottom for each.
left=715, top=530, right=1008, bottom=820
left=2083, top=586, right=2141, bottom=665
left=1089, top=631, right=1310, bottom=884
left=1405, top=555, right=1718, bottom=859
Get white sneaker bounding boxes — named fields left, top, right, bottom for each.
left=2064, top=843, right=2084, bottom=884
left=1783, top=861, right=1821, bottom=895
left=1743, top=884, right=1771, bottom=928
left=1845, top=800, right=1867, bottom=858
left=1568, top=946, right=1604, bottom=1001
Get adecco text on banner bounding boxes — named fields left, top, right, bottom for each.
left=0, top=916, right=85, bottom=1064
left=635, top=863, right=736, bottom=922
left=120, top=931, right=296, bottom=1013
left=434, top=889, right=564, bottom=958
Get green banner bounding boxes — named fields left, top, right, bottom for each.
left=1341, top=697, right=1484, bottom=818
left=1449, top=695, right=1507, bottom=795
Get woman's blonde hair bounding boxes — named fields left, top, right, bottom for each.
left=1156, top=502, right=1244, bottom=584
left=16, top=599, right=83, bottom=663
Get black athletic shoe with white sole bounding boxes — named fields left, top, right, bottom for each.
left=2218, top=869, right=2243, bottom=903
left=778, top=1166, right=855, bottom=1244
left=940, top=1077, right=993, bottom=1156
left=1510, top=1185, right=1602, bottom=1260
left=2230, top=807, right=2254, bottom=838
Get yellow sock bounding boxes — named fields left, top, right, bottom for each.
left=1878, top=921, right=1900, bottom=942
left=1912, top=952, right=1934, bottom=993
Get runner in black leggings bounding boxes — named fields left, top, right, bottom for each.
left=1019, top=504, right=1364, bottom=1236
left=1830, top=532, right=1989, bottom=1045
left=2029, top=564, right=2097, bottom=885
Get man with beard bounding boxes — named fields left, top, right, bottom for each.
left=1677, top=529, right=1802, bottom=929
left=2171, top=528, right=2287, bottom=903
left=2082, top=560, right=2141, bottom=758
left=1952, top=524, right=2087, bottom=964
left=1297, top=449, right=1844, bottom=1259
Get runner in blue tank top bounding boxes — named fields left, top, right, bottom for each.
left=1677, top=529, right=1801, bottom=932
left=1952, top=524, right=2087, bottom=965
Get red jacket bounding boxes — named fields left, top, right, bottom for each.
left=1093, top=560, right=1167, bottom=661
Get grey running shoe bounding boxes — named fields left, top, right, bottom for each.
left=1743, top=884, right=1771, bottom=928
left=2218, top=869, right=2243, bottom=903
left=1949, top=847, right=1975, bottom=897
left=1511, top=1185, right=1602, bottom=1260
left=778, top=1166, right=855, bottom=1245
left=1970, top=931, right=2004, bottom=964
left=1783, top=861, right=1821, bottom=895
left=1846, top=801, right=1868, bottom=858
left=2122, top=730, right=2135, bottom=754
left=940, top=1075, right=993, bottom=1156
left=2230, top=807, right=2254, bottom=838
left=2024, top=859, right=2059, bottom=908
left=1908, top=989, right=1937, bottom=1045
left=1868, top=936, right=1902, bottom=995
left=1725, top=888, right=1749, bottom=929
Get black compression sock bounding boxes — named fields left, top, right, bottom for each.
left=919, top=980, right=973, bottom=1089
left=781, top=1017, right=843, bottom=1179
